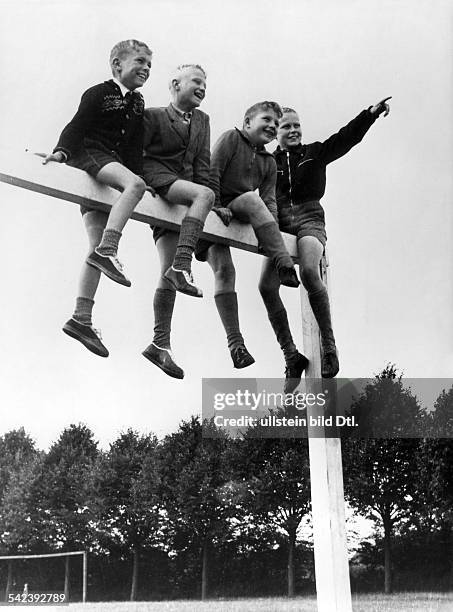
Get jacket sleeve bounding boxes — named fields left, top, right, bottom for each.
left=125, top=117, right=144, bottom=177
left=209, top=130, right=236, bottom=208
left=192, top=116, right=211, bottom=187
left=123, top=94, right=145, bottom=176
left=317, top=109, right=378, bottom=165
left=53, top=85, right=103, bottom=160
left=259, top=158, right=278, bottom=221
left=143, top=108, right=157, bottom=156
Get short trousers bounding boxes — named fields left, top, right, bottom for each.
left=69, top=141, right=124, bottom=216
left=278, top=200, right=327, bottom=247
left=148, top=178, right=180, bottom=237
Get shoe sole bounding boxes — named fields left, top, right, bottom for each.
left=62, top=325, right=109, bottom=358
left=234, top=356, right=255, bottom=369
left=86, top=257, right=131, bottom=287
left=142, top=350, right=184, bottom=379
left=164, top=271, right=203, bottom=298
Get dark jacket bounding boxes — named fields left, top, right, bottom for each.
left=54, top=79, right=145, bottom=175
left=274, top=109, right=377, bottom=216
left=142, top=105, right=210, bottom=189
left=209, top=128, right=278, bottom=219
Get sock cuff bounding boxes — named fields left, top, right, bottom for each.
left=155, top=287, right=176, bottom=297
left=103, top=228, right=122, bottom=237
left=76, top=296, right=95, bottom=306
left=214, top=290, right=237, bottom=299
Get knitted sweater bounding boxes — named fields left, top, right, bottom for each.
left=54, top=79, right=145, bottom=175
left=209, top=128, right=278, bottom=219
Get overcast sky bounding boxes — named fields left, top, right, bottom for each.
left=0, top=0, right=452, bottom=449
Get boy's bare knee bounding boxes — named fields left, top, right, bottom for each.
left=128, top=176, right=146, bottom=198
left=215, top=261, right=236, bottom=284
left=242, top=192, right=261, bottom=207
left=198, top=186, right=215, bottom=210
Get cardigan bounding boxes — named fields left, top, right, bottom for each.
left=54, top=79, right=145, bottom=175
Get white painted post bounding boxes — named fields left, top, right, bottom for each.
left=82, top=551, right=87, bottom=603
left=301, top=255, right=352, bottom=612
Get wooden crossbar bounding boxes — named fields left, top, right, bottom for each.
left=0, top=149, right=298, bottom=259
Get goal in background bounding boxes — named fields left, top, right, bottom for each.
left=0, top=551, right=87, bottom=603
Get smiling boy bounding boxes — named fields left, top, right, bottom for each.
left=43, top=39, right=152, bottom=357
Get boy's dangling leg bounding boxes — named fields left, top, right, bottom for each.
left=307, top=287, right=339, bottom=378
left=227, top=192, right=299, bottom=288
left=259, top=258, right=308, bottom=392
left=63, top=210, right=109, bottom=357
left=164, top=182, right=214, bottom=298
left=298, top=235, right=339, bottom=378
left=254, top=221, right=300, bottom=288
left=86, top=163, right=146, bottom=287
left=142, top=232, right=184, bottom=379
left=206, top=244, right=255, bottom=369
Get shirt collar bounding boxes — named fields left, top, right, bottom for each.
left=112, top=78, right=132, bottom=98
left=236, top=128, right=271, bottom=154
left=171, top=103, right=193, bottom=122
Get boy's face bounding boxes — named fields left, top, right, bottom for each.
left=277, top=111, right=302, bottom=149
left=174, top=68, right=206, bottom=111
left=115, top=48, right=152, bottom=90
left=244, top=110, right=280, bottom=146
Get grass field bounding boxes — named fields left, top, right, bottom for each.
left=44, top=592, right=452, bottom=612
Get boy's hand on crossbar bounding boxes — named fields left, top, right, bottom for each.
left=42, top=151, right=66, bottom=164
left=370, top=96, right=392, bottom=117
left=213, top=207, right=233, bottom=226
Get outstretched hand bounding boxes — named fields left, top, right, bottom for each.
left=370, top=96, right=392, bottom=117
left=214, top=207, right=233, bottom=227
left=42, top=151, right=66, bottom=165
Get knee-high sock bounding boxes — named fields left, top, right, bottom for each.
left=173, top=216, right=204, bottom=272
left=259, top=286, right=298, bottom=363
left=214, top=291, right=244, bottom=350
left=308, top=287, right=336, bottom=351
left=254, top=222, right=293, bottom=271
left=152, top=288, right=176, bottom=348
left=73, top=297, right=95, bottom=326
left=96, top=229, right=122, bottom=256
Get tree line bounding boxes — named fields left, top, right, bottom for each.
left=0, top=366, right=452, bottom=602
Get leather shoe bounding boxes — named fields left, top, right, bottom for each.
left=164, top=266, right=203, bottom=297
left=322, top=349, right=339, bottom=378
left=142, top=343, right=184, bottom=379
left=284, top=351, right=309, bottom=394
left=278, top=266, right=300, bottom=288
left=62, top=318, right=109, bottom=358
left=231, top=345, right=255, bottom=369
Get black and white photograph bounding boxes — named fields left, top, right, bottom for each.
left=0, top=0, right=452, bottom=610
